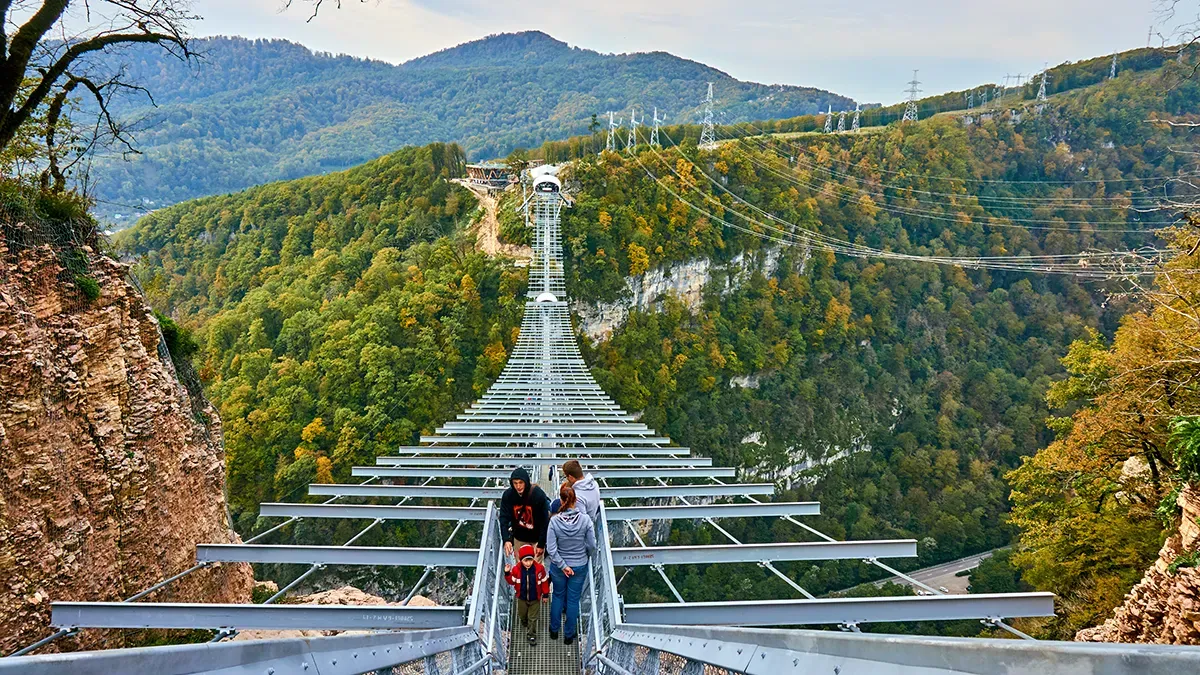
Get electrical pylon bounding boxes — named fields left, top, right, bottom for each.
left=823, top=105, right=834, bottom=133
left=699, top=82, right=716, bottom=149
left=1036, top=66, right=1049, bottom=114
left=902, top=70, right=921, bottom=123
left=651, top=107, right=662, bottom=147
left=837, top=110, right=847, bottom=133
left=966, top=91, right=974, bottom=110
left=1110, top=54, right=1118, bottom=79
left=851, top=103, right=861, bottom=132
left=626, top=108, right=639, bottom=152
left=605, top=111, right=619, bottom=152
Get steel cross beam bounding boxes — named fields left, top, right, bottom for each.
left=393, top=447, right=691, bottom=455
left=307, top=483, right=775, bottom=500
left=195, top=544, right=480, bottom=567
left=611, top=540, right=917, bottom=566
left=351, top=466, right=734, bottom=479
left=622, top=593, right=1058, bottom=627
left=50, top=602, right=466, bottom=631
left=417, top=436, right=673, bottom=445
left=604, top=502, right=820, bottom=521
left=257, top=503, right=489, bottom=521
left=374, top=456, right=711, bottom=467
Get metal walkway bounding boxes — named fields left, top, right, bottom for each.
left=6, top=166, right=1200, bottom=674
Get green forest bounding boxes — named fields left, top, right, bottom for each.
left=117, top=54, right=1200, bottom=637
left=87, top=32, right=851, bottom=222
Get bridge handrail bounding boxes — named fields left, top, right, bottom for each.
left=581, top=502, right=623, bottom=671
left=598, top=624, right=1200, bottom=675
left=467, top=500, right=510, bottom=672
left=0, top=626, right=481, bottom=675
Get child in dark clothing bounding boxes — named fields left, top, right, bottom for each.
left=505, top=544, right=549, bottom=645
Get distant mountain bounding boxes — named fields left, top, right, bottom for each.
left=84, top=32, right=854, bottom=221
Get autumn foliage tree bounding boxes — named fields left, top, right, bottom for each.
left=1009, top=227, right=1200, bottom=637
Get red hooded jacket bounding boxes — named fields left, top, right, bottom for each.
left=506, top=544, right=549, bottom=601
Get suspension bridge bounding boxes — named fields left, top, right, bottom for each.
left=4, top=165, right=1200, bottom=674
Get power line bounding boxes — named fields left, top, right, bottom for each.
left=632, top=137, right=1167, bottom=277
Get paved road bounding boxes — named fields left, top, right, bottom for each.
left=871, top=549, right=999, bottom=594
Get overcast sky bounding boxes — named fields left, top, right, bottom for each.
left=193, top=0, right=1168, bottom=104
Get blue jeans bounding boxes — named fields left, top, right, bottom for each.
left=548, top=562, right=588, bottom=639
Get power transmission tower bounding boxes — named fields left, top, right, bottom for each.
left=605, top=111, right=619, bottom=152
left=902, top=70, right=921, bottom=122
left=851, top=103, right=861, bottom=132
left=966, top=91, right=974, bottom=110
left=626, top=108, right=639, bottom=152
left=699, top=82, right=716, bottom=149
left=1036, top=65, right=1049, bottom=114
left=837, top=110, right=847, bottom=133
left=1110, top=53, right=1118, bottom=79
left=823, top=105, right=834, bottom=133
left=651, top=107, right=662, bottom=147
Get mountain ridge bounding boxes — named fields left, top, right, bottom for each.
left=86, top=32, right=853, bottom=222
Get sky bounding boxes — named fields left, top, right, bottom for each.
left=192, top=0, right=1170, bottom=104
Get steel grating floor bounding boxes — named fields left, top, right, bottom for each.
left=506, top=604, right=581, bottom=675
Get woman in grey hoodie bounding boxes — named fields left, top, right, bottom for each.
left=546, top=484, right=596, bottom=644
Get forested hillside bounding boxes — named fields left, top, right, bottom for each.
left=89, top=32, right=852, bottom=221
left=550, top=62, right=1200, bottom=618
left=118, top=56, right=1200, bottom=634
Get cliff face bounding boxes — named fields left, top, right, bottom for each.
left=1076, top=486, right=1200, bottom=644
left=0, top=238, right=253, bottom=653
left=574, top=246, right=787, bottom=342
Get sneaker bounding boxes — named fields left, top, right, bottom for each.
left=549, top=630, right=558, bottom=640
left=528, top=633, right=537, bottom=645
left=564, top=636, right=575, bottom=645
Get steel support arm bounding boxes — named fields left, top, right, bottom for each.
left=307, top=483, right=774, bottom=500
left=0, top=628, right=480, bottom=675
left=605, top=502, right=820, bottom=521
left=374, top=456, right=710, bottom=467
left=622, top=593, right=1056, bottom=627
left=611, top=540, right=917, bottom=566
left=351, top=466, right=734, bottom=479
left=258, top=503, right=488, bottom=521
left=50, top=602, right=467, bottom=631
left=195, top=544, right=480, bottom=567
left=395, top=446, right=690, bottom=455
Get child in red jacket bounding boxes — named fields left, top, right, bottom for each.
left=506, top=544, right=550, bottom=644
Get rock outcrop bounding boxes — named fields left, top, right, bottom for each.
left=574, top=246, right=787, bottom=342
left=1076, top=486, right=1200, bottom=644
left=0, top=238, right=253, bottom=653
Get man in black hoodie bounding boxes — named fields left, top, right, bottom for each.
left=499, top=467, right=549, bottom=565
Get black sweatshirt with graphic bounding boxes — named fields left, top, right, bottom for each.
left=498, top=467, right=549, bottom=548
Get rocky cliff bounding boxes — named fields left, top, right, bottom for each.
left=574, top=246, right=786, bottom=342
left=0, top=235, right=253, bottom=653
left=1076, top=486, right=1200, bottom=644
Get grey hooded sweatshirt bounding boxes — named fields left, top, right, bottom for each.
left=572, top=473, right=601, bottom=525
left=546, top=507, right=596, bottom=569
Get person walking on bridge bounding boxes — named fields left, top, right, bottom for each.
left=500, top=467, right=549, bottom=570
left=562, top=460, right=600, bottom=525
left=506, top=544, right=549, bottom=645
left=546, top=484, right=596, bottom=645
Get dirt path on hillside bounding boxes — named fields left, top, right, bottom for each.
left=457, top=180, right=532, bottom=262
